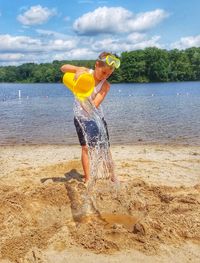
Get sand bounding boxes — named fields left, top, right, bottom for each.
left=0, top=144, right=200, bottom=263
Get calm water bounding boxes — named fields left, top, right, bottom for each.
left=0, top=82, right=200, bottom=146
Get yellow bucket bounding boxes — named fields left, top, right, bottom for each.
left=63, top=72, right=95, bottom=100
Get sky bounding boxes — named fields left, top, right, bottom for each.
left=0, top=0, right=200, bottom=65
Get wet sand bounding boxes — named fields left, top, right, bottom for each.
left=0, top=144, right=200, bottom=263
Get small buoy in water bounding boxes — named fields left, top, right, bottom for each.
left=18, top=90, right=21, bottom=99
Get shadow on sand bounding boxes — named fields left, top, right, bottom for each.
left=40, top=169, right=83, bottom=184
left=40, top=168, right=100, bottom=224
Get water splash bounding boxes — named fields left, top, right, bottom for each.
left=73, top=98, right=119, bottom=192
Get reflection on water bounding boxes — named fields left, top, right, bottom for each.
left=0, top=82, right=200, bottom=145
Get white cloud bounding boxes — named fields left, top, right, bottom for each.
left=0, top=31, right=163, bottom=65
left=127, top=9, right=169, bottom=32
left=0, top=5, right=172, bottom=65
left=91, top=34, right=162, bottom=53
left=171, top=35, right=200, bottom=49
left=36, top=29, right=73, bottom=40
left=127, top=33, right=146, bottom=43
left=0, top=33, right=98, bottom=64
left=48, top=39, right=78, bottom=51
left=131, top=36, right=162, bottom=50
left=0, top=53, right=51, bottom=65
left=0, top=34, right=43, bottom=53
left=0, top=53, right=25, bottom=62
left=53, top=48, right=97, bottom=60
left=0, top=34, right=78, bottom=55
left=17, top=5, right=57, bottom=26
left=73, top=6, right=169, bottom=35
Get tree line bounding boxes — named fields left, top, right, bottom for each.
left=0, top=47, right=200, bottom=83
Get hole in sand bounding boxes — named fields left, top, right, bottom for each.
left=80, top=213, right=139, bottom=231
left=101, top=213, right=139, bottom=230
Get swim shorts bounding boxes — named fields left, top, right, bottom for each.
left=74, top=117, right=110, bottom=147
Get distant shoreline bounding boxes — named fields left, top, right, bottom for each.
left=1, top=48, right=200, bottom=83
left=1, top=80, right=200, bottom=84
left=0, top=80, right=200, bottom=87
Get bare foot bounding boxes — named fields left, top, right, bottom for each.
left=111, top=175, right=120, bottom=188
left=83, top=176, right=89, bottom=184
left=111, top=174, right=117, bottom=182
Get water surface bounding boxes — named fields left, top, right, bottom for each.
left=0, top=82, right=199, bottom=145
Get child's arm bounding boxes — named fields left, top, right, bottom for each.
left=60, top=64, right=89, bottom=80
left=78, top=81, right=110, bottom=116
left=92, top=81, right=110, bottom=108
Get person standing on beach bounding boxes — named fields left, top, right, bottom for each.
left=60, top=52, right=120, bottom=183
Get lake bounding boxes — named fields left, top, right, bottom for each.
left=0, top=81, right=200, bottom=146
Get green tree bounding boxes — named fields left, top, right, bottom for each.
left=0, top=48, right=199, bottom=83
left=0, top=67, right=6, bottom=82
left=185, top=47, right=200, bottom=80
left=144, top=47, right=169, bottom=82
left=169, top=49, right=193, bottom=81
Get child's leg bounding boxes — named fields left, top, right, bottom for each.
left=106, top=148, right=117, bottom=182
left=81, top=145, right=90, bottom=183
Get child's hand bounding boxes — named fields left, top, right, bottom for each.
left=74, top=67, right=88, bottom=81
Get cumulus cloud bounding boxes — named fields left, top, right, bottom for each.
left=0, top=5, right=171, bottom=65
left=17, top=5, right=57, bottom=26
left=0, top=35, right=79, bottom=65
left=0, top=53, right=25, bottom=62
left=91, top=34, right=161, bottom=53
left=0, top=34, right=77, bottom=53
left=0, top=31, right=163, bottom=65
left=73, top=6, right=169, bottom=35
left=131, top=35, right=162, bottom=49
left=53, top=48, right=97, bottom=61
left=171, top=35, right=200, bottom=49
left=48, top=39, right=78, bottom=51
left=127, top=32, right=147, bottom=43
left=36, top=29, right=74, bottom=40
left=128, top=9, right=169, bottom=31
left=0, top=34, right=43, bottom=53
left=0, top=53, right=52, bottom=65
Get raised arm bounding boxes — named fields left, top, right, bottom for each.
left=60, top=64, right=90, bottom=80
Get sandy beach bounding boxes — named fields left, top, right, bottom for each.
left=0, top=144, right=200, bottom=263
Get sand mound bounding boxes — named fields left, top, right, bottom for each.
left=0, top=171, right=200, bottom=262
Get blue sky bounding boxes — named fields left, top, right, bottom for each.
left=0, top=0, right=199, bottom=65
